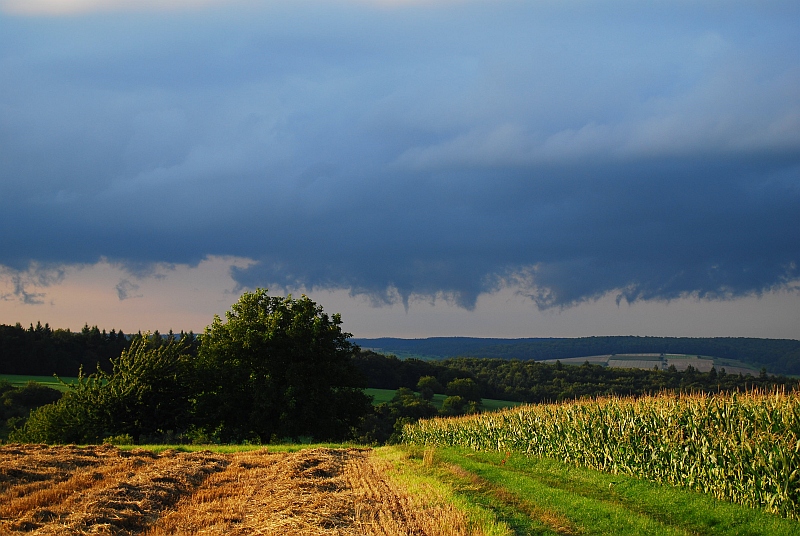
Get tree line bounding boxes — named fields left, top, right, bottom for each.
left=0, top=322, right=133, bottom=376
left=0, top=321, right=202, bottom=377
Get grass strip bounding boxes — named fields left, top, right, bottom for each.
left=375, top=445, right=517, bottom=536
left=442, top=449, right=689, bottom=535
left=430, top=459, right=566, bottom=535
left=439, top=448, right=800, bottom=536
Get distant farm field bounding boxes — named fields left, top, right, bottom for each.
left=539, top=353, right=760, bottom=375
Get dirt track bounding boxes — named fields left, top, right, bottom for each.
left=0, top=444, right=472, bottom=535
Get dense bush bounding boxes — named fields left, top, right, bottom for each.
left=354, top=387, right=438, bottom=444
left=11, top=336, right=193, bottom=444
left=1, top=381, right=62, bottom=439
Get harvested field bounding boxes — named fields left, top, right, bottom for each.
left=0, top=444, right=475, bottom=536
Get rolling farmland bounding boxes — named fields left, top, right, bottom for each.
left=2, top=443, right=797, bottom=535
left=3, top=382, right=800, bottom=533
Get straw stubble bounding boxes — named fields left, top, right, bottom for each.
left=1, top=444, right=474, bottom=535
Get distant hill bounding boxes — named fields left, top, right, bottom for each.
left=351, top=336, right=800, bottom=376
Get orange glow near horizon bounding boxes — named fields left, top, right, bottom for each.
left=2, top=259, right=799, bottom=340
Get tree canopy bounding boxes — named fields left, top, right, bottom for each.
left=193, top=289, right=371, bottom=443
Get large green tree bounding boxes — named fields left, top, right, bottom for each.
left=193, top=289, right=371, bottom=443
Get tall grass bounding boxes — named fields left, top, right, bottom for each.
left=403, top=390, right=800, bottom=519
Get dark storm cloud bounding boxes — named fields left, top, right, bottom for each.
left=226, top=156, right=800, bottom=308
left=1, top=1, right=798, bottom=308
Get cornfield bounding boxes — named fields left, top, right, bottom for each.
left=403, top=390, right=800, bottom=519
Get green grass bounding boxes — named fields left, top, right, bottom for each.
left=364, top=387, right=398, bottom=404
left=0, top=374, right=78, bottom=391
left=480, top=397, right=523, bottom=412
left=400, top=446, right=800, bottom=535
left=426, top=392, right=522, bottom=412
left=375, top=446, right=514, bottom=536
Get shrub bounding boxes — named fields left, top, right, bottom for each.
left=12, top=336, right=193, bottom=444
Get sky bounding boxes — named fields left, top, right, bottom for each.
left=1, top=0, right=799, bottom=339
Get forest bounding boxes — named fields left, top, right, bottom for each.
left=0, top=321, right=198, bottom=377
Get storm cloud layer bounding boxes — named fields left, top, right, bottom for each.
left=1, top=0, right=799, bottom=310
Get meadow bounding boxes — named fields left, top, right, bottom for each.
left=0, top=374, right=78, bottom=392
